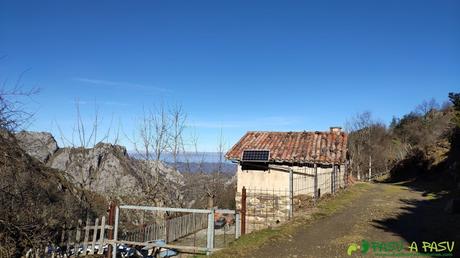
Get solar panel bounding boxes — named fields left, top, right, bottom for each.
left=242, top=150, right=270, bottom=162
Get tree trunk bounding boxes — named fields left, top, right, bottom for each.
left=357, top=162, right=361, bottom=181
left=208, top=195, right=214, bottom=209
left=368, top=155, right=372, bottom=181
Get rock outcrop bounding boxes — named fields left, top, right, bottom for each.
left=15, top=131, right=185, bottom=206
left=15, top=131, right=58, bottom=163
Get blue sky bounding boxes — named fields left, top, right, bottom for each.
left=1, top=0, right=459, bottom=151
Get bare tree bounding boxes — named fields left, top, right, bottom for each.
left=180, top=128, right=207, bottom=208
left=346, top=111, right=374, bottom=181
left=57, top=100, right=116, bottom=148
left=204, top=129, right=227, bottom=208
left=415, top=98, right=439, bottom=117
left=0, top=68, right=95, bottom=255
left=55, top=100, right=116, bottom=216
left=180, top=127, right=236, bottom=209
left=169, top=104, right=187, bottom=170
left=131, top=104, right=187, bottom=206
left=0, top=70, right=39, bottom=131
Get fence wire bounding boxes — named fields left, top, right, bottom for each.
left=243, top=188, right=290, bottom=233
left=242, top=165, right=347, bottom=234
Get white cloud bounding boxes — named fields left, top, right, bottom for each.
left=69, top=100, right=129, bottom=106
left=73, top=77, right=170, bottom=92
left=101, top=101, right=129, bottom=106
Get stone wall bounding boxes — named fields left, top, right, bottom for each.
left=236, top=190, right=290, bottom=233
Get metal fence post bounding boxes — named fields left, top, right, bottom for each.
left=330, top=166, right=333, bottom=194
left=165, top=214, right=170, bottom=243
left=107, top=202, right=116, bottom=258
left=314, top=163, right=318, bottom=205
left=288, top=169, right=293, bottom=219
left=335, top=165, right=338, bottom=193
left=112, top=206, right=119, bottom=258
left=206, top=208, right=215, bottom=255
left=235, top=213, right=241, bottom=239
left=241, top=187, right=246, bottom=235
left=332, top=165, right=337, bottom=194
left=344, top=163, right=348, bottom=186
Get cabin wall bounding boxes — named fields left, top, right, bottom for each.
left=235, top=163, right=346, bottom=233
left=236, top=164, right=343, bottom=193
left=236, top=163, right=347, bottom=202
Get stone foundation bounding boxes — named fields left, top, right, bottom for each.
left=236, top=191, right=314, bottom=233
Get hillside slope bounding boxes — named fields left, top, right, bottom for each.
left=0, top=130, right=105, bottom=256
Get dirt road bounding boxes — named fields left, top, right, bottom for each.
left=245, top=182, right=459, bottom=258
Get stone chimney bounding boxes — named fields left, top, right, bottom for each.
left=330, top=126, right=342, bottom=134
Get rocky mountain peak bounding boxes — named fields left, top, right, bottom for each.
left=15, top=131, right=58, bottom=163
left=15, top=131, right=184, bottom=206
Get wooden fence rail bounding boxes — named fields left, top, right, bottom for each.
left=167, top=212, right=208, bottom=242
left=125, top=212, right=208, bottom=243
left=23, top=216, right=112, bottom=258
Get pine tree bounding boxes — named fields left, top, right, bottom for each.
left=448, top=92, right=460, bottom=128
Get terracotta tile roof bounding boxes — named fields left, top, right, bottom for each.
left=225, top=131, right=348, bottom=164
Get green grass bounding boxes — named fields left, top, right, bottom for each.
left=313, top=183, right=372, bottom=219
left=211, top=183, right=373, bottom=258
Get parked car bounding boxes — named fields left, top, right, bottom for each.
left=214, top=217, right=226, bottom=229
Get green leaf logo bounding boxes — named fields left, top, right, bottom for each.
left=361, top=240, right=370, bottom=254
left=347, top=243, right=359, bottom=256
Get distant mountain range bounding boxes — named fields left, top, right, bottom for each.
left=167, top=161, right=237, bottom=174
left=129, top=151, right=237, bottom=174
left=130, top=151, right=230, bottom=162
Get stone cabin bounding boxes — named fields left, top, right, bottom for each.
left=226, top=127, right=349, bottom=201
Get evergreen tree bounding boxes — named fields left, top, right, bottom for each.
left=448, top=92, right=460, bottom=128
